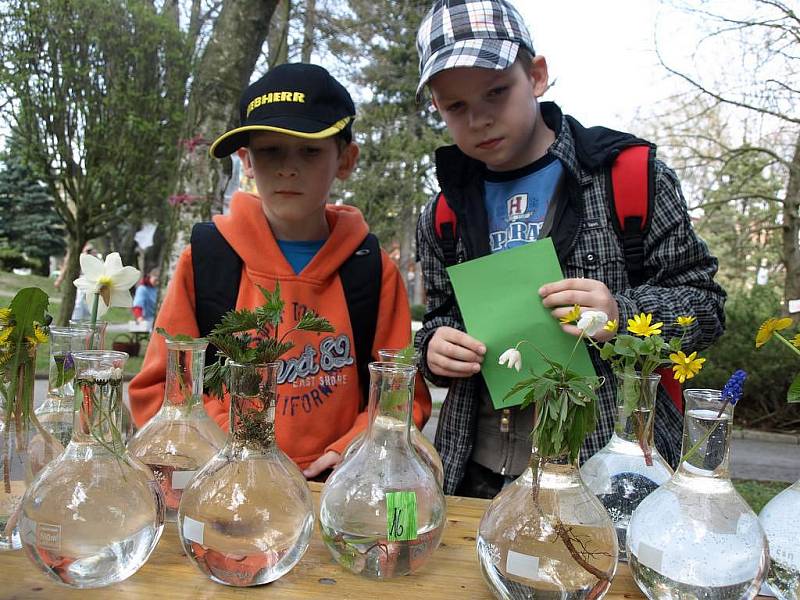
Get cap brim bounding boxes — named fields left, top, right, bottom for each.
left=210, top=116, right=352, bottom=158
left=416, top=39, right=520, bottom=103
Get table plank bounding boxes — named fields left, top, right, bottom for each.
left=0, top=483, right=727, bottom=599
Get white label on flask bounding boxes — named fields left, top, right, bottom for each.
left=171, top=470, right=197, bottom=490
left=36, top=523, right=61, bottom=551
left=637, top=542, right=663, bottom=572
left=506, top=550, right=540, bottom=580
left=182, top=516, right=204, bottom=545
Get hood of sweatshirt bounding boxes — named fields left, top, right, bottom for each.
left=214, top=191, right=370, bottom=283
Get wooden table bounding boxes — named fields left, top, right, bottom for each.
left=0, top=484, right=652, bottom=599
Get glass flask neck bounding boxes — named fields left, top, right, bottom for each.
left=69, top=319, right=108, bottom=350
left=613, top=372, right=660, bottom=465
left=47, top=326, right=91, bottom=400
left=678, top=388, right=733, bottom=478
left=228, top=362, right=278, bottom=452
left=163, top=339, right=208, bottom=410
left=71, top=351, right=128, bottom=451
left=365, top=362, right=417, bottom=446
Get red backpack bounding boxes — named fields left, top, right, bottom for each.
left=432, top=145, right=684, bottom=412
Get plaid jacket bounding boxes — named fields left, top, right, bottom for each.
left=415, top=102, right=726, bottom=495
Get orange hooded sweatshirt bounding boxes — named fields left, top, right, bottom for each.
left=129, top=192, right=431, bottom=469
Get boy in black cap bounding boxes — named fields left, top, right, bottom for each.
left=413, top=0, right=726, bottom=497
left=131, top=64, right=431, bottom=479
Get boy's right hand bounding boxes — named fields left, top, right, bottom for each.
left=427, top=327, right=486, bottom=378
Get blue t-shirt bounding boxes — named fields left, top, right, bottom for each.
left=132, top=284, right=158, bottom=320
left=484, top=154, right=564, bottom=252
left=277, top=239, right=326, bottom=274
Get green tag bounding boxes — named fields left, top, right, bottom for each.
left=386, top=491, right=417, bottom=542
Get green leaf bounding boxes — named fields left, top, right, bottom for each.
left=156, top=327, right=200, bottom=343
left=295, top=311, right=335, bottom=333
left=212, top=309, right=259, bottom=336
left=788, top=372, right=800, bottom=404
left=256, top=283, right=285, bottom=328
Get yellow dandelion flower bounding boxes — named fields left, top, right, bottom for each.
left=559, top=304, right=582, bottom=325
left=792, top=333, right=800, bottom=349
left=604, top=319, right=618, bottom=333
left=0, top=308, right=11, bottom=325
left=670, top=350, right=706, bottom=383
left=32, top=325, right=48, bottom=344
left=755, top=317, right=793, bottom=348
left=627, top=313, right=663, bottom=337
left=0, top=326, right=13, bottom=345
left=676, top=316, right=696, bottom=327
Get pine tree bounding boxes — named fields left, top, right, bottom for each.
left=0, top=152, right=65, bottom=275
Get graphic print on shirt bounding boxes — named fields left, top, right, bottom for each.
left=484, top=156, right=565, bottom=252
left=276, top=333, right=355, bottom=418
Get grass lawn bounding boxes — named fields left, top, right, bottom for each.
left=733, top=479, right=791, bottom=513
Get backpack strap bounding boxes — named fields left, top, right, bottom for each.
left=433, top=192, right=459, bottom=268
left=339, top=233, right=382, bottom=410
left=190, top=222, right=243, bottom=368
left=608, top=145, right=655, bottom=288
left=608, top=146, right=683, bottom=412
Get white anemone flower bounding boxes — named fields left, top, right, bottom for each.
left=576, top=310, right=609, bottom=337
left=498, top=347, right=523, bottom=372
left=73, top=252, right=141, bottom=317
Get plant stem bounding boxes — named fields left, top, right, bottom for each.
left=89, top=293, right=100, bottom=349
left=776, top=332, right=800, bottom=357
left=679, top=399, right=730, bottom=464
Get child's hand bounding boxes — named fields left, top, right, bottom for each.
left=303, top=450, right=342, bottom=479
left=539, top=278, right=619, bottom=342
left=427, top=326, right=486, bottom=378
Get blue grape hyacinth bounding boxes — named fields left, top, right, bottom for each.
left=722, top=369, right=747, bottom=405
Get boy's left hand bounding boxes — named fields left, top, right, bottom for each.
left=539, top=278, right=619, bottom=342
left=303, top=450, right=342, bottom=479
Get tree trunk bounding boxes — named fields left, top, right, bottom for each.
left=301, top=0, right=316, bottom=62
left=783, top=133, right=800, bottom=312
left=57, top=236, right=85, bottom=326
left=268, top=0, right=290, bottom=67
left=162, top=0, right=280, bottom=288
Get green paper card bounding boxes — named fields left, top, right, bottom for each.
left=386, top=491, right=417, bottom=542
left=447, top=239, right=596, bottom=409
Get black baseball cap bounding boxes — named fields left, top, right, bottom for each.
left=210, top=63, right=356, bottom=159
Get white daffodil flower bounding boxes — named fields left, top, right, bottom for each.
left=73, top=252, right=141, bottom=317
left=498, top=348, right=522, bottom=372
left=576, top=310, right=609, bottom=337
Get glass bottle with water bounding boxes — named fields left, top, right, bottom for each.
left=35, top=326, right=92, bottom=447
left=581, top=372, right=673, bottom=561
left=19, top=350, right=164, bottom=588
left=177, top=362, right=313, bottom=586
left=759, top=478, right=800, bottom=599
left=627, top=388, right=769, bottom=599
left=319, top=361, right=446, bottom=578
left=127, top=338, right=226, bottom=522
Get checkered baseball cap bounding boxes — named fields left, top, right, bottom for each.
left=416, top=0, right=535, bottom=101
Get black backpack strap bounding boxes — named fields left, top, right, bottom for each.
left=339, top=233, right=382, bottom=410
left=607, top=145, right=655, bottom=287
left=190, top=222, right=243, bottom=367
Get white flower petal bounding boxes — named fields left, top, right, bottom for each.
left=111, top=265, right=141, bottom=290
left=109, top=288, right=133, bottom=309
left=499, top=348, right=522, bottom=371
left=79, top=253, right=105, bottom=279
left=577, top=310, right=609, bottom=337
left=104, top=252, right=124, bottom=274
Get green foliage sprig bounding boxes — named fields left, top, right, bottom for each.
left=203, top=283, right=334, bottom=399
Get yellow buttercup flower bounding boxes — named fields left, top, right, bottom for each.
left=627, top=313, right=663, bottom=337
left=560, top=304, right=582, bottom=325
left=670, top=350, right=706, bottom=383
left=604, top=319, right=618, bottom=332
left=792, top=333, right=800, bottom=349
left=755, top=317, right=793, bottom=348
left=676, top=316, right=696, bottom=327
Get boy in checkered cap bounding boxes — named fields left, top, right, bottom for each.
left=414, top=0, right=726, bottom=497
